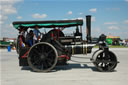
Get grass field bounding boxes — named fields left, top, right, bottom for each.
left=94, top=45, right=128, bottom=48
left=109, top=45, right=128, bottom=48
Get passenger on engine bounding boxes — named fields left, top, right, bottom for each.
left=33, top=26, right=41, bottom=44
left=18, top=26, right=26, bottom=43
left=26, top=30, right=34, bottom=47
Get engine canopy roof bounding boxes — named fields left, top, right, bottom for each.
left=12, top=19, right=83, bottom=29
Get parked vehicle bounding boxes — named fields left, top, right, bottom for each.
left=12, top=15, right=119, bottom=72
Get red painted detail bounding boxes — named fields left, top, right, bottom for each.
left=51, top=28, right=61, bottom=40
left=21, top=51, right=29, bottom=58
left=54, top=37, right=56, bottom=40
left=51, top=32, right=54, bottom=37
left=57, top=29, right=60, bottom=40
left=58, top=55, right=69, bottom=60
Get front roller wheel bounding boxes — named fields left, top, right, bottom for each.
left=27, top=42, right=58, bottom=72
left=92, top=50, right=118, bottom=72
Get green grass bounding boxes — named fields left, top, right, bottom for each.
left=109, top=45, right=128, bottom=48
left=94, top=45, right=128, bottom=48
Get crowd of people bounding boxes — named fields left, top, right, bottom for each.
left=19, top=26, right=41, bottom=47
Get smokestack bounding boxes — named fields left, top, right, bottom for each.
left=86, top=15, right=91, bottom=43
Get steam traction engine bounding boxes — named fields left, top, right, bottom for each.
left=13, top=15, right=119, bottom=72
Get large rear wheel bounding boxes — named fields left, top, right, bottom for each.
left=27, top=42, right=58, bottom=72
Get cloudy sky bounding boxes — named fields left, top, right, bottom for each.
left=0, top=0, right=128, bottom=39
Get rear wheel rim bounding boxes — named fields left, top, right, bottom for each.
left=27, top=42, right=58, bottom=72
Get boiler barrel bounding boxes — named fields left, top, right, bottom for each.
left=65, top=44, right=95, bottom=54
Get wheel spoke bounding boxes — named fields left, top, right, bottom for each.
left=41, top=62, right=44, bottom=70
left=41, top=45, right=45, bottom=52
left=47, top=50, right=54, bottom=55
left=107, top=64, right=111, bottom=71
left=46, top=58, right=53, bottom=62
left=32, top=49, right=40, bottom=56
left=31, top=54, right=41, bottom=62
left=43, top=61, right=48, bottom=69
left=33, top=59, right=41, bottom=65
left=46, top=58, right=53, bottom=66
left=98, top=62, right=102, bottom=67
left=101, top=63, right=104, bottom=67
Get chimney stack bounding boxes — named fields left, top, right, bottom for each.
left=86, top=15, right=91, bottom=43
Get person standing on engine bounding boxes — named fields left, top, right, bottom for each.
left=33, top=26, right=41, bottom=44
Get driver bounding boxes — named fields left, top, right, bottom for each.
left=33, top=26, right=41, bottom=44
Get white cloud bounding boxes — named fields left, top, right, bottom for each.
left=0, top=14, right=8, bottom=24
left=92, top=27, right=102, bottom=37
left=1, top=0, right=23, bottom=4
left=0, top=0, right=23, bottom=25
left=124, top=20, right=128, bottom=24
left=63, top=17, right=83, bottom=20
left=2, top=15, right=8, bottom=20
left=92, top=27, right=101, bottom=33
left=1, top=0, right=23, bottom=15
left=0, top=0, right=23, bottom=38
left=79, top=13, right=83, bottom=15
left=17, top=16, right=22, bottom=19
left=0, top=21, right=4, bottom=24
left=89, top=8, right=97, bottom=13
left=1, top=5, right=17, bottom=14
left=72, top=17, right=83, bottom=20
left=125, top=0, right=128, bottom=2
left=91, top=17, right=96, bottom=22
left=108, top=26, right=119, bottom=30
left=67, top=11, right=72, bottom=15
left=9, top=23, right=13, bottom=28
left=77, top=17, right=83, bottom=20
left=1, top=23, right=18, bottom=38
left=104, top=22, right=117, bottom=25
left=32, top=13, right=47, bottom=19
